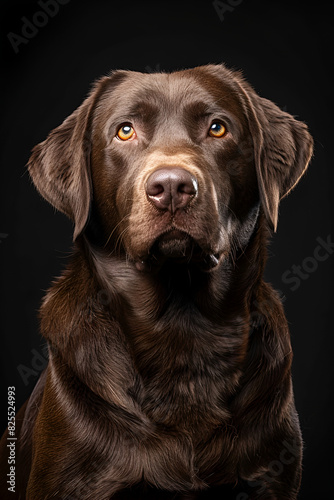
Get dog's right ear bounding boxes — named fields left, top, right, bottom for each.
left=234, top=75, right=313, bottom=232
left=27, top=72, right=125, bottom=240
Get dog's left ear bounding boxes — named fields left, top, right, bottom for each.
left=27, top=75, right=115, bottom=240
left=240, top=85, right=313, bottom=232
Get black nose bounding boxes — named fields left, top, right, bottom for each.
left=145, top=168, right=198, bottom=214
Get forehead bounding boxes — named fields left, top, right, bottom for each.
left=97, top=67, right=245, bottom=123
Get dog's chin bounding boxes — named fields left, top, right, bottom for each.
left=135, top=230, right=220, bottom=272
left=155, top=229, right=194, bottom=259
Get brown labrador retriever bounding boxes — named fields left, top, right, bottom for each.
left=0, top=64, right=313, bottom=499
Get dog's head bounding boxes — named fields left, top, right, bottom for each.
left=28, top=65, right=313, bottom=271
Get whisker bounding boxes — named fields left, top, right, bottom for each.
left=111, top=225, right=130, bottom=258
left=103, top=215, right=130, bottom=249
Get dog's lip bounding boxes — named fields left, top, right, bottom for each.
left=151, top=229, right=194, bottom=258
left=157, top=228, right=190, bottom=243
left=134, top=229, right=221, bottom=272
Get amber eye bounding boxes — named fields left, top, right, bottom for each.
left=116, top=124, right=135, bottom=141
left=208, top=122, right=227, bottom=138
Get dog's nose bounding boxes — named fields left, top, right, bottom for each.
left=145, top=168, right=198, bottom=213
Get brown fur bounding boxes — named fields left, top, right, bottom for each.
left=0, top=64, right=313, bottom=499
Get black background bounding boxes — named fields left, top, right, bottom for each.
left=0, top=0, right=333, bottom=497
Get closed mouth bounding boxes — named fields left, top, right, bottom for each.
left=153, top=229, right=194, bottom=259
left=135, top=229, right=220, bottom=272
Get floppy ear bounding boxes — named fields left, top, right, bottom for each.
left=28, top=75, right=112, bottom=240
left=237, top=80, right=313, bottom=232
